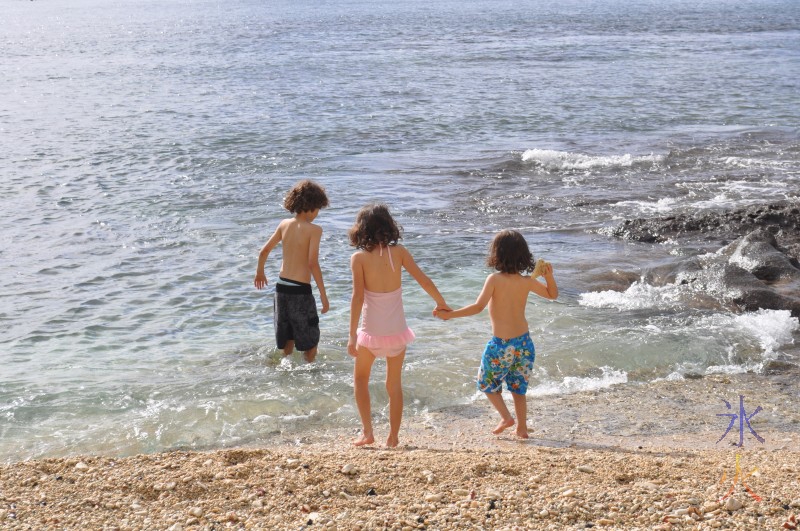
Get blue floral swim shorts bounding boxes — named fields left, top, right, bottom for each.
left=477, top=332, right=536, bottom=395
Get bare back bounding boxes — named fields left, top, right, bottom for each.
left=356, top=245, right=404, bottom=293
left=278, top=218, right=321, bottom=283
left=487, top=273, right=538, bottom=340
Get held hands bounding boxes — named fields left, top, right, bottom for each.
left=434, top=309, right=452, bottom=320
left=432, top=303, right=452, bottom=320
left=254, top=271, right=268, bottom=290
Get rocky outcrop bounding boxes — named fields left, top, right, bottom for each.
left=611, top=204, right=800, bottom=317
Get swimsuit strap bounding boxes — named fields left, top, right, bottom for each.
left=379, top=245, right=396, bottom=272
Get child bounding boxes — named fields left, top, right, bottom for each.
left=254, top=180, right=330, bottom=363
left=436, top=229, right=558, bottom=438
left=347, top=204, right=450, bottom=448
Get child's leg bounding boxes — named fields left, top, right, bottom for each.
left=282, top=340, right=295, bottom=356
left=511, top=393, right=529, bottom=438
left=353, top=346, right=376, bottom=446
left=484, top=391, right=515, bottom=435
left=384, top=350, right=406, bottom=448
left=302, top=345, right=317, bottom=363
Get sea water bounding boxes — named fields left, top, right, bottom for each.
left=1, top=0, right=799, bottom=461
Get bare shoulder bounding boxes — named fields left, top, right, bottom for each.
left=350, top=250, right=366, bottom=265
left=309, top=222, right=323, bottom=235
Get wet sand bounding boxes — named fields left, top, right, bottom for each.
left=2, top=373, right=800, bottom=530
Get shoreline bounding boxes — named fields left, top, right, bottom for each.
left=3, top=373, right=800, bottom=529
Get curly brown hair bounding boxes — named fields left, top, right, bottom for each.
left=348, top=204, right=402, bottom=251
left=283, top=180, right=330, bottom=214
left=487, top=230, right=535, bottom=274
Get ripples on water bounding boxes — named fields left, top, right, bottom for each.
left=1, top=0, right=799, bottom=461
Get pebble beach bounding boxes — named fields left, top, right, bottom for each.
left=3, top=373, right=800, bottom=530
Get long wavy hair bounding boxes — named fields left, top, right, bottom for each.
left=348, top=204, right=402, bottom=251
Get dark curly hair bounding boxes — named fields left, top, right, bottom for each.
left=487, top=230, right=535, bottom=274
left=348, top=204, right=402, bottom=251
left=283, top=180, right=330, bottom=214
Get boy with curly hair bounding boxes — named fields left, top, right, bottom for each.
left=254, top=180, right=330, bottom=362
left=437, top=230, right=558, bottom=438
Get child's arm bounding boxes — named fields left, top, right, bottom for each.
left=529, top=262, right=558, bottom=300
left=399, top=247, right=450, bottom=313
left=308, top=226, right=329, bottom=313
left=437, top=275, right=494, bottom=320
left=254, top=224, right=283, bottom=290
left=347, top=254, right=365, bottom=357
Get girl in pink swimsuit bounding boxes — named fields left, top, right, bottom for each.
left=347, top=204, right=450, bottom=448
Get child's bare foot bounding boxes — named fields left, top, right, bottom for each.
left=492, top=417, right=515, bottom=435
left=385, top=434, right=399, bottom=448
left=516, top=427, right=529, bottom=439
left=353, top=432, right=374, bottom=447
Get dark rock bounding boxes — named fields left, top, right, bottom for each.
left=762, top=360, right=799, bottom=375
left=612, top=203, right=800, bottom=317
left=613, top=203, right=800, bottom=245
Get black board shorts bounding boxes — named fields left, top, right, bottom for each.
left=273, top=278, right=320, bottom=352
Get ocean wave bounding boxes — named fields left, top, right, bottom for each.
left=613, top=197, right=678, bottom=215
left=527, top=367, right=628, bottom=397
left=577, top=281, right=688, bottom=311
left=520, top=149, right=664, bottom=171
left=728, top=309, right=799, bottom=355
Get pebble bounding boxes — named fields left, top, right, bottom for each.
left=724, top=497, right=743, bottom=512
left=1, top=442, right=797, bottom=530
left=577, top=465, right=595, bottom=474
left=341, top=464, right=356, bottom=475
left=702, top=501, right=720, bottom=513
left=75, top=462, right=89, bottom=472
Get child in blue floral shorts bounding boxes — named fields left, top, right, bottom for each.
left=437, top=230, right=558, bottom=438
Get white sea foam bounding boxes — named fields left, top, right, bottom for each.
left=731, top=309, right=799, bottom=355
left=520, top=149, right=663, bottom=171
left=578, top=281, right=686, bottom=311
left=527, top=367, right=628, bottom=397
left=613, top=197, right=678, bottom=214
left=692, top=309, right=798, bottom=361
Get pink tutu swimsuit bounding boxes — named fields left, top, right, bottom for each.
left=356, top=246, right=415, bottom=358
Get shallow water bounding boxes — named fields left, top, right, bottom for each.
left=1, top=0, right=799, bottom=461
